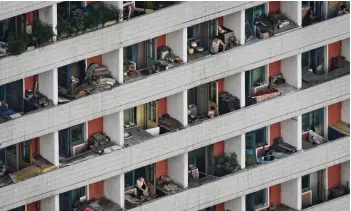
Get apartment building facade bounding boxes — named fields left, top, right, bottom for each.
left=0, top=1, right=349, bottom=211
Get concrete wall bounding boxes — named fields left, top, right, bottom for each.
left=303, top=194, right=350, bottom=211
left=104, top=175, right=124, bottom=208
left=281, top=177, right=302, bottom=210
left=224, top=196, right=245, bottom=211
left=224, top=135, right=245, bottom=169
left=0, top=1, right=60, bottom=21
left=38, top=69, right=58, bottom=105
left=342, top=38, right=350, bottom=61
left=167, top=91, right=188, bottom=126
left=167, top=28, right=187, bottom=62
left=223, top=10, right=245, bottom=44
left=0, top=1, right=265, bottom=86
left=0, top=75, right=349, bottom=210
left=0, top=15, right=349, bottom=148
left=224, top=72, right=245, bottom=107
left=168, top=153, right=188, bottom=188
left=40, top=195, right=59, bottom=211
left=341, top=161, right=350, bottom=186
left=39, top=132, right=59, bottom=167
left=281, top=117, right=302, bottom=150
left=281, top=1, right=301, bottom=26
left=341, top=99, right=350, bottom=124
left=281, top=54, right=302, bottom=89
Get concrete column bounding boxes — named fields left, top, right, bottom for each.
left=281, top=54, right=302, bottom=89
left=167, top=91, right=188, bottom=127
left=324, top=45, right=329, bottom=72
left=39, top=68, right=58, bottom=105
left=281, top=1, right=301, bottom=26
left=102, top=49, right=123, bottom=84
left=341, top=161, right=350, bottom=186
left=342, top=38, right=350, bottom=61
left=281, top=177, right=302, bottom=210
left=224, top=72, right=245, bottom=108
left=103, top=112, right=124, bottom=146
left=323, top=106, right=329, bottom=138
left=105, top=174, right=124, bottom=208
left=341, top=99, right=350, bottom=124
left=223, top=10, right=245, bottom=45
left=38, top=4, right=57, bottom=40
left=224, top=134, right=245, bottom=169
left=40, top=132, right=59, bottom=167
left=168, top=153, right=188, bottom=188
left=224, top=196, right=245, bottom=211
left=41, top=195, right=59, bottom=211
left=167, top=28, right=187, bottom=63
left=281, top=116, right=302, bottom=150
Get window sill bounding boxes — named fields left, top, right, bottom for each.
left=255, top=202, right=269, bottom=211
left=71, top=140, right=86, bottom=147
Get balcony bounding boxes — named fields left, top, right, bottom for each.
left=0, top=73, right=348, bottom=210
left=0, top=1, right=262, bottom=85
left=0, top=13, right=347, bottom=149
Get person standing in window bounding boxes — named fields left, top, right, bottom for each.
left=210, top=36, right=226, bottom=55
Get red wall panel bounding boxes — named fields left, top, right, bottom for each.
left=216, top=203, right=225, bottom=211
left=328, top=41, right=342, bottom=70
left=88, top=117, right=104, bottom=138
left=24, top=75, right=38, bottom=91
left=155, top=160, right=168, bottom=179
left=158, top=98, right=168, bottom=117
left=213, top=141, right=225, bottom=157
left=157, top=35, right=167, bottom=48
left=269, top=123, right=281, bottom=145
left=27, top=201, right=40, bottom=211
left=269, top=1, right=281, bottom=13
left=328, top=102, right=342, bottom=125
left=328, top=164, right=341, bottom=189
left=218, top=17, right=224, bottom=27
left=270, top=184, right=281, bottom=206
left=217, top=79, right=224, bottom=93
left=87, top=55, right=103, bottom=67
left=89, top=181, right=105, bottom=200
left=269, top=61, right=281, bottom=77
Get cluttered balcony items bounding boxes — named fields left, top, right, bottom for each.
left=58, top=63, right=117, bottom=103
left=59, top=132, right=121, bottom=167
left=73, top=197, right=123, bottom=211
left=257, top=137, right=297, bottom=164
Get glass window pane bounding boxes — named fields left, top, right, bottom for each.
left=22, top=140, right=30, bottom=163
left=254, top=189, right=266, bottom=206
left=188, top=88, right=196, bottom=105
left=71, top=124, right=84, bottom=143
left=149, top=102, right=156, bottom=122
left=302, top=113, right=310, bottom=131
left=209, top=82, right=216, bottom=102
left=314, top=108, right=324, bottom=127
left=0, top=148, right=5, bottom=167
left=302, top=52, right=310, bottom=69
left=124, top=108, right=135, bottom=124
left=255, top=127, right=267, bottom=147
left=125, top=171, right=135, bottom=188
left=302, top=175, right=310, bottom=191
left=251, top=67, right=265, bottom=86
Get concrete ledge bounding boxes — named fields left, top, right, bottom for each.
left=0, top=75, right=349, bottom=210
left=303, top=195, right=350, bottom=211
left=0, top=1, right=61, bottom=21
left=0, top=1, right=265, bottom=85
left=128, top=138, right=350, bottom=211
left=0, top=14, right=349, bottom=148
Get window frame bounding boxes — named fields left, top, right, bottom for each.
left=246, top=127, right=268, bottom=157
left=124, top=107, right=136, bottom=125
left=301, top=108, right=324, bottom=133
left=59, top=123, right=85, bottom=158
left=21, top=140, right=31, bottom=163
left=302, top=174, right=311, bottom=192
left=254, top=188, right=268, bottom=209
left=148, top=101, right=157, bottom=122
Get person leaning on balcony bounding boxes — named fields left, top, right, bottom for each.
left=210, top=36, right=226, bottom=54
left=208, top=106, right=217, bottom=118
left=136, top=177, right=149, bottom=199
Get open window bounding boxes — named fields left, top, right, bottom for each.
left=245, top=4, right=266, bottom=42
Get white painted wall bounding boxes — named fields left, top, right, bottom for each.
left=281, top=54, right=302, bottom=89
left=103, top=112, right=124, bottom=146
left=281, top=117, right=302, bottom=150
left=341, top=99, right=350, bottom=124
left=38, top=4, right=57, bottom=40
left=168, top=153, right=188, bottom=188
left=224, top=196, right=245, bottom=211
left=105, top=174, right=124, bottom=208
left=324, top=45, right=329, bottom=72
left=102, top=49, right=123, bottom=84
left=281, top=177, right=302, bottom=210
left=167, top=28, right=187, bottom=63
left=281, top=1, right=301, bottom=26
left=342, top=38, right=350, bottom=61
left=40, top=132, right=59, bottom=167
left=341, top=161, right=350, bottom=187
left=39, top=68, right=58, bottom=105
left=224, top=72, right=245, bottom=108
left=167, top=91, right=188, bottom=126
left=223, top=10, right=245, bottom=45
left=224, top=134, right=245, bottom=169
left=40, top=195, right=59, bottom=211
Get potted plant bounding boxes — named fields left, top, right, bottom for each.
left=7, top=32, right=30, bottom=55
left=214, top=152, right=240, bottom=177
left=102, top=3, right=120, bottom=26
left=85, top=2, right=104, bottom=29
left=71, top=8, right=85, bottom=34
left=245, top=151, right=257, bottom=168
left=32, top=20, right=55, bottom=47
left=56, top=20, right=72, bottom=39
